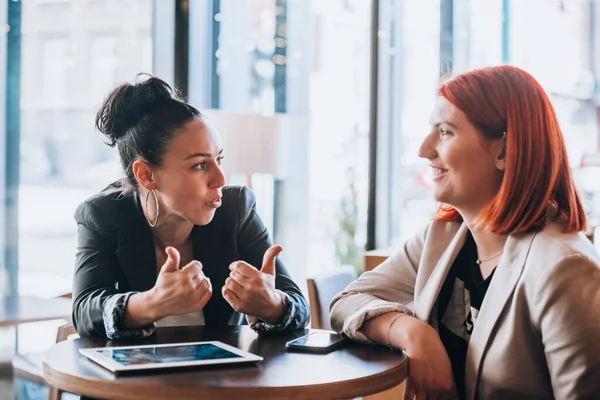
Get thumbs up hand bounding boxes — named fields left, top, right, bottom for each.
left=150, top=247, right=212, bottom=321
left=159, top=246, right=181, bottom=274
left=222, top=245, right=285, bottom=324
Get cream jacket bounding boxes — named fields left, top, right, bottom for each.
left=330, top=221, right=600, bottom=399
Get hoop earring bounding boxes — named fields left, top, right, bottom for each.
left=145, top=189, right=159, bottom=227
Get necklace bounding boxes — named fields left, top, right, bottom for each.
left=476, top=250, right=504, bottom=265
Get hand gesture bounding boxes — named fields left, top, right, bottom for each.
left=151, top=247, right=212, bottom=320
left=222, top=245, right=285, bottom=323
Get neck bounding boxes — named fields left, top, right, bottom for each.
left=150, top=214, right=194, bottom=250
left=465, top=221, right=507, bottom=261
left=459, top=208, right=508, bottom=259
left=139, top=190, right=193, bottom=248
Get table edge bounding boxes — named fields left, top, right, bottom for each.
left=43, top=355, right=408, bottom=400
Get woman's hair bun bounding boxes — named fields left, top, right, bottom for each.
left=95, top=74, right=178, bottom=146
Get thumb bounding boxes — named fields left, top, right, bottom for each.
left=159, top=246, right=180, bottom=274
left=260, top=245, right=283, bottom=276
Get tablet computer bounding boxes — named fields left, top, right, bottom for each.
left=78, top=341, right=263, bottom=373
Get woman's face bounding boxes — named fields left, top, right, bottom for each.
left=153, top=117, right=226, bottom=226
left=419, top=97, right=505, bottom=218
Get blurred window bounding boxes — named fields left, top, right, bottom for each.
left=16, top=0, right=153, bottom=297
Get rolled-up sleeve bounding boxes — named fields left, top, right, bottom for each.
left=329, top=223, right=430, bottom=342
left=103, top=292, right=155, bottom=339
left=246, top=293, right=299, bottom=333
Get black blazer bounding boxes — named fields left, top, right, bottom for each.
left=72, top=180, right=309, bottom=337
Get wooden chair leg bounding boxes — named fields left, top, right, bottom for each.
left=48, top=385, right=62, bottom=400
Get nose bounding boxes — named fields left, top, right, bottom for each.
left=418, top=132, right=438, bottom=161
left=210, top=162, right=227, bottom=189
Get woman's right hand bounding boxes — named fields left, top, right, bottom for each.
left=393, top=317, right=457, bottom=400
left=149, top=247, right=212, bottom=320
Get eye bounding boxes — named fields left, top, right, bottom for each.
left=440, top=128, right=454, bottom=137
left=194, top=161, right=207, bottom=170
left=217, top=155, right=224, bottom=165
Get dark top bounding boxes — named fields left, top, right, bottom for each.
left=72, top=180, right=309, bottom=338
left=437, top=232, right=496, bottom=400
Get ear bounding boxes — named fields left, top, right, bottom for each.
left=494, top=135, right=507, bottom=171
left=132, top=160, right=156, bottom=191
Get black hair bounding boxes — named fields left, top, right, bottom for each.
left=95, top=74, right=201, bottom=191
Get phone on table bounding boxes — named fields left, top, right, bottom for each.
left=285, top=331, right=348, bottom=354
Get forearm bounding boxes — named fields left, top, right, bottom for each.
left=123, top=291, right=158, bottom=329
left=361, top=311, right=416, bottom=349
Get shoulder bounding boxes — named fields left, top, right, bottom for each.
left=222, top=185, right=256, bottom=207
left=517, top=225, right=600, bottom=326
left=217, top=185, right=256, bottom=223
left=520, top=223, right=600, bottom=291
left=527, top=223, right=599, bottom=269
left=74, top=180, right=133, bottom=230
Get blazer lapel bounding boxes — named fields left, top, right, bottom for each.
left=464, top=231, right=536, bottom=400
left=115, top=193, right=157, bottom=293
left=416, top=223, right=469, bottom=320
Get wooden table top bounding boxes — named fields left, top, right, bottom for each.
left=43, top=326, right=407, bottom=400
left=0, top=295, right=72, bottom=327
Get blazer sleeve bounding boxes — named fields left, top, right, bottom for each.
left=329, top=223, right=430, bottom=342
left=534, top=253, right=600, bottom=399
left=235, top=187, right=310, bottom=332
left=72, top=200, right=120, bottom=337
left=72, top=200, right=154, bottom=339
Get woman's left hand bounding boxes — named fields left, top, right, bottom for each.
left=222, top=245, right=285, bottom=324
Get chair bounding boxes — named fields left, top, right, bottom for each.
left=308, top=267, right=407, bottom=400
left=11, top=293, right=77, bottom=400
left=307, top=265, right=357, bottom=330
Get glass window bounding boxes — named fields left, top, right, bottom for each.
left=377, top=0, right=440, bottom=246
left=90, top=37, right=118, bottom=102
left=213, top=0, right=281, bottom=114
left=18, top=0, right=154, bottom=297
left=382, top=0, right=600, bottom=247
left=42, top=38, right=69, bottom=107
left=189, top=0, right=372, bottom=279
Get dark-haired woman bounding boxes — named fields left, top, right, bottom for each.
left=72, top=75, right=309, bottom=339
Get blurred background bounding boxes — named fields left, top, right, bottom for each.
left=2, top=0, right=600, bottom=397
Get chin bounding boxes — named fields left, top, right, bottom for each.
left=433, top=190, right=449, bottom=204
left=191, top=210, right=217, bottom=226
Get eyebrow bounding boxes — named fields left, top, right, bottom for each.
left=185, top=148, right=224, bottom=160
left=430, top=120, right=460, bottom=130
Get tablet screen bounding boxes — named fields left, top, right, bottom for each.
left=95, top=343, right=243, bottom=366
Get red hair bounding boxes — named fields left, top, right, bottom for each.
left=434, top=66, right=586, bottom=234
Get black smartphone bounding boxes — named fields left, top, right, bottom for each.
left=285, top=331, right=348, bottom=354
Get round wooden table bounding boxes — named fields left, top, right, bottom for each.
left=43, top=326, right=407, bottom=400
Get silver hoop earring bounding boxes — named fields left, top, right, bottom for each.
left=145, top=189, right=159, bottom=227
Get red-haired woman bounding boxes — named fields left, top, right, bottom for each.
left=330, top=66, right=600, bottom=400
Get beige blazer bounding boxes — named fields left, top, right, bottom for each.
left=330, top=220, right=600, bottom=400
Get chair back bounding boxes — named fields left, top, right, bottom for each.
left=307, top=265, right=357, bottom=330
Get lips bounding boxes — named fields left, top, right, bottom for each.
left=208, top=197, right=222, bottom=209
left=432, top=167, right=447, bottom=176
left=430, top=166, right=448, bottom=180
